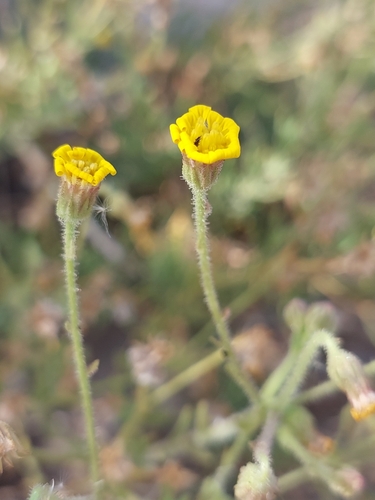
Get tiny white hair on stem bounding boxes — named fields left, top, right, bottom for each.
left=93, top=197, right=112, bottom=238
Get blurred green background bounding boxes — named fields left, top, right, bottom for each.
left=2, top=0, right=375, bottom=498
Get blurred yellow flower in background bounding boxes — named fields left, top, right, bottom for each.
left=170, top=105, right=240, bottom=165
left=53, top=145, right=116, bottom=187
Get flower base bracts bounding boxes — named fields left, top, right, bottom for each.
left=182, top=155, right=224, bottom=191
left=56, top=177, right=100, bottom=223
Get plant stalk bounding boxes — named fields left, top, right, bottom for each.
left=62, top=219, right=99, bottom=485
left=191, top=186, right=259, bottom=404
left=153, top=349, right=223, bottom=404
left=279, top=329, right=339, bottom=407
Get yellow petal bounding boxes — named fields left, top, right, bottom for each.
left=52, top=145, right=117, bottom=186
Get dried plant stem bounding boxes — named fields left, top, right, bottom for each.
left=62, top=219, right=99, bottom=485
left=191, top=186, right=259, bottom=404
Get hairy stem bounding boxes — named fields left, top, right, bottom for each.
left=191, top=186, right=259, bottom=404
left=214, top=406, right=263, bottom=488
left=261, top=350, right=296, bottom=401
left=62, top=219, right=99, bottom=485
left=254, top=411, right=279, bottom=463
left=278, top=467, right=309, bottom=493
left=277, top=426, right=334, bottom=490
left=153, top=349, right=223, bottom=404
left=279, top=329, right=339, bottom=407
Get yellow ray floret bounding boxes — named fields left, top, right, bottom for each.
left=170, top=104, right=241, bottom=164
left=53, top=145, right=117, bottom=186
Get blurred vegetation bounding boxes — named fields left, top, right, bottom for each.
left=2, top=0, right=375, bottom=498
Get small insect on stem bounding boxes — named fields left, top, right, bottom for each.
left=194, top=136, right=202, bottom=147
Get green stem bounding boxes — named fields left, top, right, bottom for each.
left=153, top=349, right=223, bottom=404
left=277, top=426, right=315, bottom=467
left=261, top=350, right=296, bottom=401
left=278, top=467, right=309, bottom=493
left=277, top=425, right=335, bottom=491
left=279, top=329, right=339, bottom=407
left=191, top=187, right=259, bottom=404
left=214, top=406, right=263, bottom=488
left=62, top=219, right=99, bottom=485
left=254, top=411, right=279, bottom=462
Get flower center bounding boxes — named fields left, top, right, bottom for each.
left=73, top=159, right=100, bottom=176
left=191, top=117, right=230, bottom=153
left=53, top=145, right=117, bottom=186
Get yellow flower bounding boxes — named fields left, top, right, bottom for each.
left=170, top=105, right=240, bottom=164
left=53, top=145, right=116, bottom=222
left=53, top=144, right=116, bottom=186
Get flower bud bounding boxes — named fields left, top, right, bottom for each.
left=329, top=466, right=365, bottom=497
left=182, top=155, right=224, bottom=191
left=53, top=145, right=116, bottom=223
left=304, top=301, right=338, bottom=334
left=234, top=461, right=278, bottom=500
left=283, top=299, right=307, bottom=335
left=326, top=348, right=375, bottom=421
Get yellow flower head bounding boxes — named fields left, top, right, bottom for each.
left=53, top=144, right=116, bottom=186
left=170, top=105, right=240, bottom=165
left=53, top=145, right=116, bottom=223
